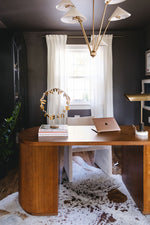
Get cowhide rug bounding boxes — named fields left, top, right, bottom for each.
left=0, top=156, right=150, bottom=225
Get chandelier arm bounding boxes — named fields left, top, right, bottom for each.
left=94, top=2, right=108, bottom=51
left=78, top=17, right=92, bottom=55
left=92, top=0, right=95, bottom=50
left=95, top=19, right=111, bottom=52
left=106, top=0, right=112, bottom=3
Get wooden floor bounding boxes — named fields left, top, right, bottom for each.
left=0, top=167, right=18, bottom=200
left=0, top=147, right=121, bottom=201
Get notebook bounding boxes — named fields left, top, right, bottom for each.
left=92, top=117, right=121, bottom=133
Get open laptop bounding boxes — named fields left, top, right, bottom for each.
left=92, top=117, right=121, bottom=133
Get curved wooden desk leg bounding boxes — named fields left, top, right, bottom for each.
left=19, top=143, right=58, bottom=215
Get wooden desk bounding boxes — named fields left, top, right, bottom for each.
left=19, top=126, right=150, bottom=215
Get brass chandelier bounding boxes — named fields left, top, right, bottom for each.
left=56, top=0, right=131, bottom=57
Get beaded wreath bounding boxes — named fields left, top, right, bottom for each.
left=40, top=88, right=70, bottom=121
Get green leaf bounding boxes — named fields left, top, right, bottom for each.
left=0, top=102, right=21, bottom=163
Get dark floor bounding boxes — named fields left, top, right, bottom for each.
left=0, top=147, right=122, bottom=200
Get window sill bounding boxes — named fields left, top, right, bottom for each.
left=70, top=102, right=91, bottom=110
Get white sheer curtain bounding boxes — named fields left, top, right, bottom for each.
left=103, top=35, right=113, bottom=117
left=90, top=34, right=113, bottom=176
left=46, top=35, right=67, bottom=124
left=90, top=34, right=113, bottom=117
left=89, top=45, right=105, bottom=117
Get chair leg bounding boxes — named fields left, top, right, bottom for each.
left=94, top=146, right=112, bottom=176
left=64, top=146, right=73, bottom=182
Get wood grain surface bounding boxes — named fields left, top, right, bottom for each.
left=143, top=145, right=150, bottom=214
left=19, top=142, right=58, bottom=215
left=122, top=146, right=143, bottom=211
left=19, top=126, right=150, bottom=146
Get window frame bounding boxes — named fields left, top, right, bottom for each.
left=65, top=44, right=92, bottom=109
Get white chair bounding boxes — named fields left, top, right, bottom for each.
left=64, top=116, right=112, bottom=182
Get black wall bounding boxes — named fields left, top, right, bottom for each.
left=113, top=30, right=144, bottom=125
left=23, top=30, right=144, bottom=127
left=0, top=30, right=14, bottom=123
left=144, top=26, right=150, bottom=51
left=23, top=33, right=47, bottom=127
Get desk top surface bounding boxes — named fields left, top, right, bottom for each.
left=19, top=125, right=150, bottom=146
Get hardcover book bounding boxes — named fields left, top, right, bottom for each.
left=38, top=124, right=68, bottom=141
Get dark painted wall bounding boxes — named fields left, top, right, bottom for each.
left=0, top=30, right=14, bottom=123
left=24, top=30, right=144, bottom=127
left=113, top=30, right=145, bottom=125
left=23, top=33, right=47, bottom=127
left=144, top=26, right=150, bottom=51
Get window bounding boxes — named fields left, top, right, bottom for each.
left=65, top=45, right=104, bottom=109
left=46, top=35, right=113, bottom=118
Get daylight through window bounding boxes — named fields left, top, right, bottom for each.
left=65, top=45, right=104, bottom=109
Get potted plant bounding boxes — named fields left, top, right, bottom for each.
left=0, top=102, right=21, bottom=178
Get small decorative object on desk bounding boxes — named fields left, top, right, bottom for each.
left=40, top=88, right=70, bottom=128
left=38, top=124, right=68, bottom=141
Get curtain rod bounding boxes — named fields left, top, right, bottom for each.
left=43, top=35, right=124, bottom=38
left=68, top=35, right=123, bottom=38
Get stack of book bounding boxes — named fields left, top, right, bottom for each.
left=38, top=124, right=68, bottom=141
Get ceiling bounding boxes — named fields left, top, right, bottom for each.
left=0, top=0, right=150, bottom=31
